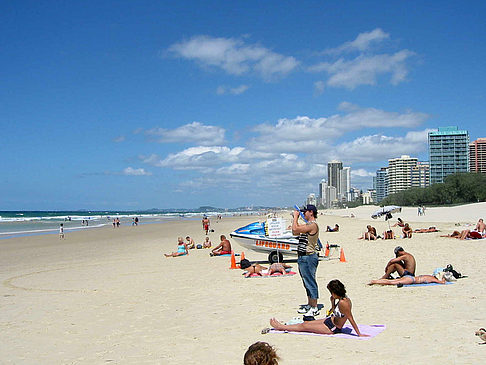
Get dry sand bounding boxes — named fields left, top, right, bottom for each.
left=1, top=204, right=485, bottom=364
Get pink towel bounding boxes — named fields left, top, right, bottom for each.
left=269, top=324, right=385, bottom=339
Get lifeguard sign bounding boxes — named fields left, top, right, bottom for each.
left=267, top=217, right=286, bottom=238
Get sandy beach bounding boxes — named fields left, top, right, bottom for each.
left=1, top=204, right=485, bottom=364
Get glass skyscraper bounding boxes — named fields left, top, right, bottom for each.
left=428, top=126, right=469, bottom=184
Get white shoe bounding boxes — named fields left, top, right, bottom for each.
left=297, top=305, right=311, bottom=314
left=304, top=307, right=320, bottom=317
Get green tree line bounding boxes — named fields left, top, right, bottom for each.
left=381, top=172, right=486, bottom=206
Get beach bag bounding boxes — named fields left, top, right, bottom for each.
left=444, top=264, right=462, bottom=279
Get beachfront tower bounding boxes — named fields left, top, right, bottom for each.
left=428, top=126, right=470, bottom=184
left=318, top=179, right=327, bottom=207
left=411, top=161, right=430, bottom=188
left=387, top=155, right=418, bottom=195
left=328, top=160, right=343, bottom=198
left=340, top=167, right=351, bottom=202
left=374, top=167, right=388, bottom=203
left=469, top=138, right=486, bottom=173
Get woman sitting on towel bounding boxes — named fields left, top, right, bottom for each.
left=164, top=237, right=188, bottom=257
left=269, top=280, right=368, bottom=337
left=368, top=274, right=445, bottom=286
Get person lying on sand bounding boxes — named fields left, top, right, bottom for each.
left=326, top=224, right=339, bottom=232
left=414, top=227, right=439, bottom=233
left=441, top=230, right=483, bottom=239
left=268, top=280, right=368, bottom=337
left=164, top=237, right=188, bottom=257
left=440, top=230, right=461, bottom=238
left=210, top=235, right=232, bottom=256
left=368, top=274, right=445, bottom=286
left=268, top=262, right=293, bottom=275
left=240, top=259, right=267, bottom=277
left=358, top=225, right=377, bottom=240
left=381, top=246, right=416, bottom=279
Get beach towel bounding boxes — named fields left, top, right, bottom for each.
left=245, top=271, right=297, bottom=278
left=267, top=324, right=385, bottom=339
left=401, top=282, right=454, bottom=287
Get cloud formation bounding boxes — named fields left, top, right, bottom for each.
left=146, top=122, right=225, bottom=146
left=309, top=29, right=415, bottom=89
left=123, top=167, right=152, bottom=176
left=168, top=35, right=299, bottom=79
left=217, top=84, right=250, bottom=95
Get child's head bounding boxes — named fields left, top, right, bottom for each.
left=244, top=342, right=279, bottom=365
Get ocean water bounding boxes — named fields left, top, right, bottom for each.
left=0, top=210, right=259, bottom=240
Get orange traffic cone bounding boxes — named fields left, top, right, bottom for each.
left=230, top=251, right=238, bottom=269
left=324, top=244, right=330, bottom=257
left=339, top=248, right=346, bottom=262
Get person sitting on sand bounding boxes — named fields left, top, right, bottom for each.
left=185, top=236, right=195, bottom=249
left=210, top=235, right=232, bottom=256
left=358, top=225, right=377, bottom=240
left=240, top=259, right=267, bottom=277
left=381, top=246, right=416, bottom=279
left=402, top=223, right=412, bottom=238
left=244, top=341, right=280, bottom=365
left=326, top=224, right=339, bottom=232
left=368, top=274, right=445, bottom=286
left=392, top=218, right=405, bottom=227
left=268, top=280, right=368, bottom=337
left=203, top=236, right=212, bottom=248
left=383, top=230, right=395, bottom=239
left=164, top=237, right=189, bottom=257
left=475, top=218, right=486, bottom=234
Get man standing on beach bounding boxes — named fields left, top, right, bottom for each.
left=381, top=246, right=416, bottom=279
left=202, top=216, right=210, bottom=235
left=293, top=205, right=320, bottom=317
left=59, top=223, right=65, bottom=240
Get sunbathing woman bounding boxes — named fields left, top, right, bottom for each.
left=268, top=262, right=293, bottom=275
left=164, top=237, right=188, bottom=257
left=392, top=218, right=405, bottom=227
left=269, top=280, right=368, bottom=337
left=368, top=274, right=445, bottom=286
left=240, top=259, right=267, bottom=277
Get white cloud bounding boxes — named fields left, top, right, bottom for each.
left=123, top=167, right=152, bottom=176
left=146, top=122, right=225, bottom=146
left=351, top=169, right=375, bottom=177
left=113, top=136, right=125, bottom=143
left=249, top=105, right=428, bottom=153
left=314, top=80, right=325, bottom=95
left=216, top=84, right=250, bottom=95
left=335, top=129, right=432, bottom=163
left=324, top=28, right=390, bottom=55
left=309, top=50, right=415, bottom=89
left=168, top=35, right=299, bottom=79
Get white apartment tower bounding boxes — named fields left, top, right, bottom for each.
left=387, top=155, right=418, bottom=195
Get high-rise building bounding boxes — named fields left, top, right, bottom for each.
left=411, top=161, right=430, bottom=188
left=387, top=155, right=418, bottom=195
left=318, top=179, right=327, bottom=206
left=469, top=138, right=486, bottom=173
left=340, top=167, right=351, bottom=201
left=324, top=185, right=337, bottom=209
left=428, top=126, right=469, bottom=184
left=306, top=193, right=317, bottom=206
left=374, top=167, right=388, bottom=203
left=327, top=160, right=343, bottom=195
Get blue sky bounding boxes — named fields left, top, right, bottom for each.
left=1, top=1, right=485, bottom=210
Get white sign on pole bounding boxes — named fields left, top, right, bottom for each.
left=267, top=218, right=286, bottom=238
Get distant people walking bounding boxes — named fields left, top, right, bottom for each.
left=134, top=216, right=139, bottom=226
left=113, top=219, right=116, bottom=228
left=59, top=224, right=65, bottom=239
left=116, top=218, right=120, bottom=228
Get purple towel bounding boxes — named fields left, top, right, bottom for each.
left=269, top=324, right=385, bottom=339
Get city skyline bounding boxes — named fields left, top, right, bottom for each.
left=2, top=2, right=486, bottom=210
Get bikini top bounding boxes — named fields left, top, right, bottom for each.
left=332, top=298, right=347, bottom=318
